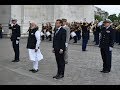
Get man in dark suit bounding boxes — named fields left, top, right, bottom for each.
left=99, top=19, right=115, bottom=73
left=52, top=19, right=66, bottom=79
left=9, top=19, right=21, bottom=62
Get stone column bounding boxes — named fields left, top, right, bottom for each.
left=0, top=5, right=11, bottom=37
left=11, top=5, right=25, bottom=36
left=83, top=5, right=94, bottom=23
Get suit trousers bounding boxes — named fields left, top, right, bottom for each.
left=55, top=49, right=65, bottom=75
left=100, top=47, right=112, bottom=72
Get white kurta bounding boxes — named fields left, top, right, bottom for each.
left=28, top=30, right=43, bottom=61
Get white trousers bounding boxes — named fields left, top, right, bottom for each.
left=33, top=60, right=39, bottom=70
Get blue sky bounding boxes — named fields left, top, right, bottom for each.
left=95, top=5, right=120, bottom=16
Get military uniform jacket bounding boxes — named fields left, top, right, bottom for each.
left=63, top=25, right=70, bottom=44
left=99, top=26, right=115, bottom=48
left=9, top=24, right=21, bottom=41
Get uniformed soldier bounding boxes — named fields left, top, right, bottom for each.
left=9, top=19, right=21, bottom=62
left=41, top=23, right=45, bottom=41
left=92, top=23, right=96, bottom=42
left=46, top=23, right=52, bottom=41
left=94, top=23, right=101, bottom=45
left=116, top=23, right=120, bottom=45
left=48, top=22, right=52, bottom=41
left=112, top=23, right=118, bottom=44
left=62, top=19, right=70, bottom=64
left=99, top=19, right=115, bottom=73
left=75, top=23, right=81, bottom=40
left=119, top=28, right=120, bottom=45
left=70, top=24, right=77, bottom=43
left=81, top=22, right=91, bottom=51
left=87, top=22, right=91, bottom=40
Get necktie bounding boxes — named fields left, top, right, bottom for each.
left=55, top=29, right=59, bottom=35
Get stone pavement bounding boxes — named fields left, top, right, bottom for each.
left=0, top=35, right=120, bottom=85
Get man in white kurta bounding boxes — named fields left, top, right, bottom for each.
left=27, top=22, right=43, bottom=73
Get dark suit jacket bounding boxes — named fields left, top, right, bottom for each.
left=99, top=26, right=115, bottom=48
left=53, top=27, right=66, bottom=51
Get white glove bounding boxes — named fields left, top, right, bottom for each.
left=59, top=49, right=63, bottom=54
left=16, top=40, right=19, bottom=44
left=109, top=47, right=113, bottom=51
left=2, top=29, right=4, bottom=32
left=65, top=43, right=68, bottom=47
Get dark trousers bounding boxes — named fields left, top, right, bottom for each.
left=41, top=35, right=44, bottom=40
left=54, top=49, right=65, bottom=76
left=100, top=47, right=112, bottom=72
left=48, top=35, right=52, bottom=41
left=93, top=32, right=95, bottom=42
left=119, top=32, right=120, bottom=45
left=46, top=36, right=48, bottom=39
left=0, top=31, right=2, bottom=38
left=116, top=31, right=119, bottom=43
left=82, top=37, right=88, bottom=51
left=46, top=35, right=52, bottom=41
left=95, top=32, right=99, bottom=45
left=70, top=35, right=77, bottom=43
left=88, top=32, right=90, bottom=40
left=73, top=36, right=77, bottom=43
left=12, top=41, right=20, bottom=60
left=76, top=31, right=81, bottom=40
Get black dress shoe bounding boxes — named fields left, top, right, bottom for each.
left=53, top=74, right=59, bottom=78
left=55, top=75, right=64, bottom=79
left=100, top=70, right=110, bottom=73
left=31, top=69, right=39, bottom=73
left=15, top=60, right=20, bottom=62
left=73, top=42, right=77, bottom=43
left=12, top=60, right=16, bottom=62
left=82, top=50, right=86, bottom=51
left=29, top=69, right=35, bottom=72
left=100, top=70, right=104, bottom=72
left=12, top=60, right=19, bottom=62
left=103, top=71, right=110, bottom=73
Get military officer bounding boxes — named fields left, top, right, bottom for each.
left=116, top=23, right=120, bottom=45
left=95, top=23, right=101, bottom=45
left=46, top=23, right=52, bottom=41
left=41, top=23, right=45, bottom=41
left=99, top=19, right=115, bottom=73
left=9, top=19, right=21, bottom=62
left=81, top=22, right=91, bottom=51
left=62, top=19, right=70, bottom=64
left=75, top=23, right=81, bottom=40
